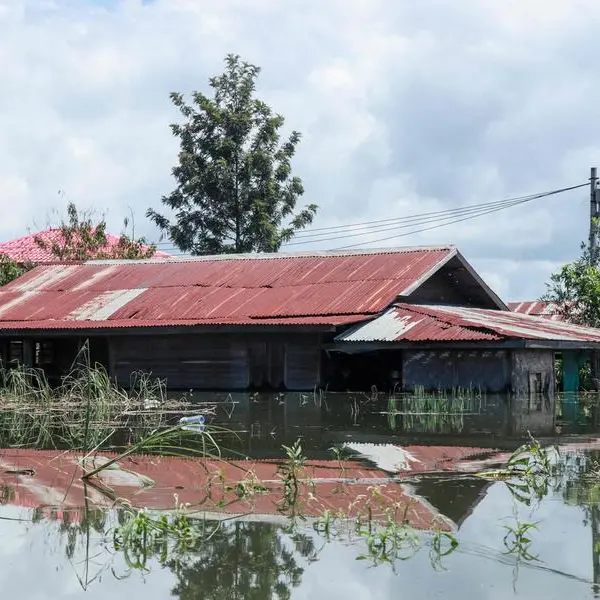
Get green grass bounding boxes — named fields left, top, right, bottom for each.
left=0, top=344, right=197, bottom=451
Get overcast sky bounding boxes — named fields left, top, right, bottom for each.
left=1, top=0, right=599, bottom=301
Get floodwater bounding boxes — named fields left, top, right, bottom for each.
left=1, top=392, right=600, bottom=599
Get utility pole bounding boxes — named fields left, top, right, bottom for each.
left=590, top=168, right=600, bottom=392
left=590, top=167, right=599, bottom=261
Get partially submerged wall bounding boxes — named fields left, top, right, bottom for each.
left=509, top=349, right=555, bottom=434
left=109, top=332, right=322, bottom=391
left=402, top=349, right=510, bottom=392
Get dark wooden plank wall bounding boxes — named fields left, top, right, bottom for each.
left=109, top=332, right=322, bottom=391
left=286, top=343, right=321, bottom=391
left=111, top=335, right=249, bottom=389
left=510, top=349, right=554, bottom=404
left=407, top=269, right=467, bottom=305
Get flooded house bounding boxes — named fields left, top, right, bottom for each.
left=0, top=245, right=599, bottom=409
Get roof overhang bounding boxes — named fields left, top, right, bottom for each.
left=329, top=339, right=600, bottom=354
left=0, top=322, right=343, bottom=337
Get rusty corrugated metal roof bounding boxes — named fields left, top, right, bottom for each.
left=508, top=300, right=563, bottom=321
left=336, top=303, right=600, bottom=345
left=0, top=229, right=170, bottom=264
left=0, top=247, right=455, bottom=330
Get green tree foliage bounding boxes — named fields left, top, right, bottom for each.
left=169, top=522, right=310, bottom=600
left=543, top=222, right=600, bottom=327
left=147, top=54, right=318, bottom=255
left=35, top=202, right=157, bottom=261
left=0, top=254, right=30, bottom=286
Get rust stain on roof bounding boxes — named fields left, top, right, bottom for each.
left=337, top=303, right=600, bottom=345
left=0, top=247, right=455, bottom=330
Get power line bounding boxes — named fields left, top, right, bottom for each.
left=148, top=182, right=587, bottom=252
left=333, top=183, right=587, bottom=250
left=283, top=197, right=532, bottom=245
left=283, top=183, right=587, bottom=246
left=288, top=192, right=548, bottom=239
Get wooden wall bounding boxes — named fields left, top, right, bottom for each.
left=109, top=332, right=322, bottom=391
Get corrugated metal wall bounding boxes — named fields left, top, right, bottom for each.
left=110, top=332, right=322, bottom=391
left=403, top=349, right=510, bottom=392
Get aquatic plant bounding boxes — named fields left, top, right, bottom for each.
left=429, top=530, right=459, bottom=571
left=382, top=385, right=485, bottom=433
left=476, top=433, right=554, bottom=506
left=277, top=439, right=307, bottom=514
left=502, top=516, right=539, bottom=562
left=114, top=498, right=221, bottom=572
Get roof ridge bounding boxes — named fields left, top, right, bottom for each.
left=85, top=245, right=456, bottom=265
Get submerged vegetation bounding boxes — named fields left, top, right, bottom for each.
left=0, top=348, right=206, bottom=450
left=3, top=392, right=597, bottom=597
left=384, top=385, right=485, bottom=433
left=1, top=350, right=596, bottom=593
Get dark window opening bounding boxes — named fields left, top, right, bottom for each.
left=8, top=341, right=23, bottom=366
left=248, top=342, right=287, bottom=390
left=35, top=341, right=54, bottom=366
left=325, top=351, right=402, bottom=392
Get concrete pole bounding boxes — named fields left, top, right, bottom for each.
left=590, top=167, right=599, bottom=260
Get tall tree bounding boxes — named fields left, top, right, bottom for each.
left=35, top=202, right=158, bottom=261
left=543, top=220, right=600, bottom=328
left=147, top=54, right=317, bottom=255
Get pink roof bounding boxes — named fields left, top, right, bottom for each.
left=0, top=229, right=170, bottom=264
left=337, top=302, right=600, bottom=346
left=508, top=300, right=563, bottom=321
left=0, top=247, right=457, bottom=330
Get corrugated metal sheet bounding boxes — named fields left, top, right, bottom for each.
left=337, top=303, right=600, bottom=344
left=337, top=305, right=501, bottom=342
left=508, top=300, right=563, bottom=321
left=0, top=229, right=170, bottom=263
left=0, top=247, right=455, bottom=330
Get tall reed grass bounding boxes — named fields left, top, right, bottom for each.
left=0, top=343, right=196, bottom=451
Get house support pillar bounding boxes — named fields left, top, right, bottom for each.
left=562, top=351, right=580, bottom=393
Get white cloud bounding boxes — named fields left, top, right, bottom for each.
left=0, top=0, right=599, bottom=298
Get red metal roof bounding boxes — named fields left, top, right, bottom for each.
left=508, top=300, right=563, bottom=321
left=0, top=247, right=455, bottom=330
left=0, top=229, right=170, bottom=264
left=336, top=302, right=600, bottom=345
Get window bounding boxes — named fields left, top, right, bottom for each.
left=8, top=341, right=23, bottom=365
left=35, top=341, right=54, bottom=366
